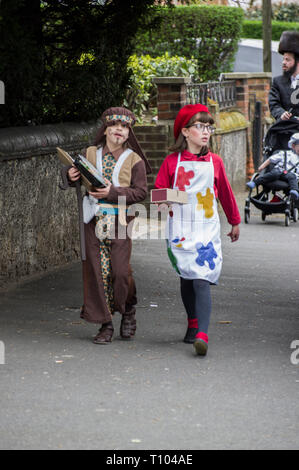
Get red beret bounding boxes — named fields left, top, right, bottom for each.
left=173, top=104, right=211, bottom=140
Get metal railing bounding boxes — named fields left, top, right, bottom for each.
left=186, top=80, right=236, bottom=110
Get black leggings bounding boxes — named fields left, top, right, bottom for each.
left=180, top=278, right=211, bottom=334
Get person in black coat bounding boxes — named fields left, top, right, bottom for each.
left=268, top=31, right=299, bottom=121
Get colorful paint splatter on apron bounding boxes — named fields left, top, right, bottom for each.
left=167, top=153, right=222, bottom=284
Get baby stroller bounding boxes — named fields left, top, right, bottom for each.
left=244, top=118, right=299, bottom=226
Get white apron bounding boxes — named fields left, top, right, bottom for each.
left=166, top=153, right=222, bottom=284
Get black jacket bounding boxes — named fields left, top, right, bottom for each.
left=268, top=75, right=299, bottom=120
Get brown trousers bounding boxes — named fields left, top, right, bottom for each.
left=81, top=218, right=137, bottom=324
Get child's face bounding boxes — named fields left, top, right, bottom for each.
left=104, top=121, right=130, bottom=149
left=182, top=121, right=212, bottom=151
left=292, top=143, right=299, bottom=156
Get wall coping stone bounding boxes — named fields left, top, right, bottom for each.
left=222, top=72, right=272, bottom=79
left=153, top=77, right=192, bottom=85
left=0, top=121, right=100, bottom=161
left=218, top=111, right=249, bottom=133
left=0, top=121, right=172, bottom=162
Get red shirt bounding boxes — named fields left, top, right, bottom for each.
left=154, top=150, right=241, bottom=226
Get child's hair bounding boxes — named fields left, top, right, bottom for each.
left=169, top=111, right=214, bottom=155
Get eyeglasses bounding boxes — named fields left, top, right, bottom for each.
left=188, top=123, right=216, bottom=134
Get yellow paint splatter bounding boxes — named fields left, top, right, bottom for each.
left=196, top=188, right=214, bottom=218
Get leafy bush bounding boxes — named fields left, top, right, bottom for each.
left=241, top=20, right=299, bottom=41
left=273, top=2, right=299, bottom=22
left=245, top=2, right=299, bottom=22
left=134, top=5, right=244, bottom=82
left=124, top=53, right=198, bottom=119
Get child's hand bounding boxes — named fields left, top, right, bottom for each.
left=68, top=166, right=81, bottom=182
left=227, top=225, right=240, bottom=242
left=88, top=178, right=112, bottom=199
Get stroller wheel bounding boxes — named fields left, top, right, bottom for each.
left=261, top=211, right=266, bottom=221
left=244, top=208, right=250, bottom=224
left=285, top=212, right=290, bottom=227
left=292, top=207, right=298, bottom=223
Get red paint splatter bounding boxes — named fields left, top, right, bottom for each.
left=176, top=166, right=194, bottom=191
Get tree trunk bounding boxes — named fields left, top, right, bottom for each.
left=262, top=0, right=272, bottom=73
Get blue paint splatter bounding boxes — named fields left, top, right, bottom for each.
left=195, top=242, right=218, bottom=270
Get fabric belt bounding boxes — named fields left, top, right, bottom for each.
left=97, top=199, right=128, bottom=216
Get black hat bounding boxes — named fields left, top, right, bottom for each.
left=278, top=30, right=299, bottom=56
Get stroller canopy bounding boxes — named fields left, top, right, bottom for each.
left=264, top=118, right=299, bottom=155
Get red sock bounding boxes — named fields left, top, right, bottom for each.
left=188, top=318, right=198, bottom=329
left=195, top=331, right=209, bottom=343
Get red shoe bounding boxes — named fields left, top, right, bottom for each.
left=193, top=332, right=208, bottom=356
left=193, top=339, right=208, bottom=356
left=184, top=318, right=198, bottom=344
left=183, top=327, right=198, bottom=344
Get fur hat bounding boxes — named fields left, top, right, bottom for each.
left=278, top=31, right=299, bottom=56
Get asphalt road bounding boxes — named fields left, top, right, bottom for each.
left=234, top=40, right=281, bottom=77
left=0, top=192, right=298, bottom=450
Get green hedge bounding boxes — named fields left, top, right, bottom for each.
left=242, top=20, right=299, bottom=41
left=125, top=53, right=198, bottom=119
left=134, top=5, right=244, bottom=82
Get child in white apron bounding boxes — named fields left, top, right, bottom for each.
left=155, top=104, right=241, bottom=356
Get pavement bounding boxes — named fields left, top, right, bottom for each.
left=0, top=190, right=299, bottom=450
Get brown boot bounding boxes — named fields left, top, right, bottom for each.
left=120, top=313, right=136, bottom=340
left=93, top=322, right=114, bottom=345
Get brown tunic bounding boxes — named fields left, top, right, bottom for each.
left=60, top=145, right=147, bottom=324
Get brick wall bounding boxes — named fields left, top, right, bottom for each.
left=223, top=72, right=272, bottom=121
left=153, top=77, right=191, bottom=122
left=222, top=72, right=273, bottom=178
left=133, top=124, right=171, bottom=191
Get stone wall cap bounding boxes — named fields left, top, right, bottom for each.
left=219, top=110, right=249, bottom=133
left=153, top=77, right=192, bottom=85
left=156, top=119, right=175, bottom=126
left=0, top=121, right=99, bottom=160
left=222, top=72, right=272, bottom=79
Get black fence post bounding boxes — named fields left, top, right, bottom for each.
left=252, top=101, right=263, bottom=170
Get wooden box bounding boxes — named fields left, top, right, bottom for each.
left=150, top=188, right=188, bottom=204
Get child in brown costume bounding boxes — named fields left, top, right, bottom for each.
left=61, top=107, right=151, bottom=344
